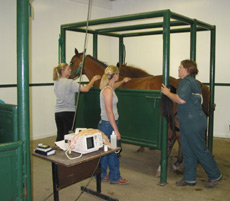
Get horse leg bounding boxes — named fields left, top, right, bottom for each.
left=137, top=146, right=145, bottom=152
left=171, top=133, right=183, bottom=170
left=155, top=127, right=177, bottom=177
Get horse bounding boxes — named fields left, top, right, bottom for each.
left=69, top=48, right=211, bottom=175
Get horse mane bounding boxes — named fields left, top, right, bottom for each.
left=119, top=63, right=152, bottom=78
left=86, top=55, right=107, bottom=68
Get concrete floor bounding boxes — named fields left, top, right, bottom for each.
left=31, top=137, right=230, bottom=201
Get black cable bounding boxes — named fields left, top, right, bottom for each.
left=42, top=154, right=101, bottom=201
left=74, top=155, right=101, bottom=201
left=70, top=0, right=92, bottom=132
left=43, top=192, right=53, bottom=201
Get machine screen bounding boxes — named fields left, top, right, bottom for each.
left=86, top=137, right=94, bottom=149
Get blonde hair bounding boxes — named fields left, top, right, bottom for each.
left=53, top=63, right=68, bottom=81
left=99, top=65, right=119, bottom=89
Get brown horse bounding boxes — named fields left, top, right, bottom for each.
left=69, top=48, right=211, bottom=174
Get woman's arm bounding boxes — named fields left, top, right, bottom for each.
left=114, top=77, right=131, bottom=89
left=80, top=75, right=101, bottom=92
left=161, top=84, right=186, bottom=104
left=103, top=88, right=121, bottom=140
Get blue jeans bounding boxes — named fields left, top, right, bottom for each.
left=98, top=120, right=120, bottom=182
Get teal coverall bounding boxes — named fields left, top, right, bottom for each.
left=177, top=75, right=221, bottom=183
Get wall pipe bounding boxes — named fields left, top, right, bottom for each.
left=93, top=33, right=98, bottom=59
left=17, top=0, right=32, bottom=200
left=119, top=37, right=124, bottom=65
left=208, top=27, right=216, bottom=153
left=161, top=10, right=171, bottom=185
left=190, top=20, right=197, bottom=61
left=61, top=10, right=168, bottom=29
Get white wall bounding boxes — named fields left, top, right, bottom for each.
left=1, top=0, right=229, bottom=139
left=0, top=0, right=112, bottom=140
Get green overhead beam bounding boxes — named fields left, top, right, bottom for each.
left=61, top=9, right=168, bottom=29
left=65, top=27, right=207, bottom=39
left=95, top=21, right=187, bottom=33
left=121, top=27, right=206, bottom=37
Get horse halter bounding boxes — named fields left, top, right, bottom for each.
left=70, top=55, right=87, bottom=80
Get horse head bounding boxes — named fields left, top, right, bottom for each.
left=69, top=48, right=108, bottom=87
left=69, top=48, right=85, bottom=80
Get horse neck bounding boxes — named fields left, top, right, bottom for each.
left=83, top=56, right=106, bottom=80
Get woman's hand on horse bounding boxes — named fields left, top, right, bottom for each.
left=161, top=84, right=170, bottom=95
left=92, top=75, right=101, bottom=82
left=123, top=77, right=131, bottom=83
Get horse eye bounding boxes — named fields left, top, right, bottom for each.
left=70, top=62, right=73, bottom=65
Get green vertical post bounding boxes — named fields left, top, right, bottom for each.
left=60, top=28, right=66, bottom=63
left=119, top=36, right=124, bottom=65
left=58, top=35, right=63, bottom=64
left=208, top=26, right=216, bottom=153
left=190, top=21, right=197, bottom=61
left=17, top=0, right=31, bottom=200
left=93, top=33, right=98, bottom=59
left=160, top=10, right=171, bottom=185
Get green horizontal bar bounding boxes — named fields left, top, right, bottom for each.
left=66, top=28, right=121, bottom=37
left=0, top=82, right=91, bottom=88
left=61, top=9, right=169, bottom=29
left=171, top=12, right=214, bottom=30
left=171, top=12, right=195, bottom=24
left=196, top=20, right=215, bottom=30
left=0, top=141, right=22, bottom=152
left=122, top=27, right=206, bottom=37
left=0, top=83, right=54, bottom=88
left=203, top=83, right=230, bottom=87
left=30, top=83, right=54, bottom=87
left=95, top=21, right=187, bottom=33
left=66, top=27, right=96, bottom=34
left=1, top=83, right=230, bottom=88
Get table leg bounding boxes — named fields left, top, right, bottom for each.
left=81, top=161, right=119, bottom=201
left=96, top=161, right=101, bottom=193
left=52, top=163, right=59, bottom=201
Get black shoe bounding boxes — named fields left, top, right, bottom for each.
left=176, top=179, right=196, bottom=187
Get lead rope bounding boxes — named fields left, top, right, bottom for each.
left=70, top=0, right=92, bottom=133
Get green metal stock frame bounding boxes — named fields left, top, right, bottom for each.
left=17, top=0, right=31, bottom=200
left=59, top=9, right=216, bottom=185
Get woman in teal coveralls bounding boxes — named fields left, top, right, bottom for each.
left=161, top=60, right=222, bottom=188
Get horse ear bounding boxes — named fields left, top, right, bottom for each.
left=75, top=48, right=78, bottom=55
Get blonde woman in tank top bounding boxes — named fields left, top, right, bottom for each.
left=98, top=65, right=131, bottom=185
